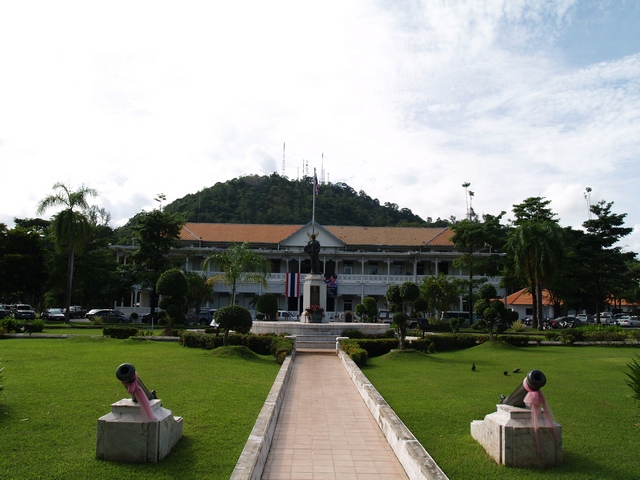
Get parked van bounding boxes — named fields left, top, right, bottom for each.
left=277, top=310, right=297, bottom=321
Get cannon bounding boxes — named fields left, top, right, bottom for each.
left=500, top=369, right=546, bottom=408
left=115, top=363, right=157, bottom=403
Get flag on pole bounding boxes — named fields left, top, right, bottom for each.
left=286, top=273, right=300, bottom=298
left=313, top=169, right=319, bottom=196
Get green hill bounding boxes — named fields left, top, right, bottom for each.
left=164, top=174, right=449, bottom=227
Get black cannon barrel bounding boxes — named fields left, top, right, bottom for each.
left=500, top=369, right=546, bottom=408
left=116, top=363, right=157, bottom=402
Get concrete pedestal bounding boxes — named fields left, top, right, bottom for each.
left=96, top=398, right=183, bottom=463
left=302, top=274, right=328, bottom=323
left=471, top=404, right=562, bottom=468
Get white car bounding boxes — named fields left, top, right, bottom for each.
left=616, top=316, right=640, bottom=327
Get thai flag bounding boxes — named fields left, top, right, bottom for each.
left=286, top=273, right=300, bottom=298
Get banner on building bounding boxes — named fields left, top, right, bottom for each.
left=286, top=273, right=300, bottom=298
left=325, top=273, right=338, bottom=298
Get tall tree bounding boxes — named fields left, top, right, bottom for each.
left=451, top=212, right=506, bottom=326
left=202, top=242, right=270, bottom=305
left=129, top=209, right=186, bottom=319
left=37, top=183, right=98, bottom=321
left=507, top=221, right=564, bottom=329
left=583, top=200, right=634, bottom=323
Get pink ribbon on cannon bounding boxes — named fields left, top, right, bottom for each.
left=122, top=372, right=157, bottom=421
left=523, top=378, right=559, bottom=453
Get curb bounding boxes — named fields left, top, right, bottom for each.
left=230, top=348, right=296, bottom=480
left=338, top=349, right=449, bottom=480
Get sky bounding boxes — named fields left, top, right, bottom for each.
left=1, top=1, right=639, bottom=252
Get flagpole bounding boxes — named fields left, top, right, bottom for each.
left=312, top=168, right=317, bottom=235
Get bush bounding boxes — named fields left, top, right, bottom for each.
left=130, top=312, right=139, bottom=321
left=411, top=334, right=486, bottom=353
left=341, top=340, right=368, bottom=367
left=500, top=335, right=534, bottom=347
left=0, top=318, right=22, bottom=333
left=102, top=327, right=139, bottom=339
left=624, top=355, right=640, bottom=402
left=29, top=320, right=45, bottom=333
left=271, top=336, right=294, bottom=364
left=91, top=316, right=104, bottom=325
left=341, top=328, right=365, bottom=339
left=511, top=320, right=526, bottom=332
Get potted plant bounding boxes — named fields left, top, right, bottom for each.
left=305, top=305, right=324, bottom=323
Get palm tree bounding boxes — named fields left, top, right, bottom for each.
left=202, top=242, right=270, bottom=305
left=37, top=182, right=98, bottom=322
left=509, top=221, right=564, bottom=330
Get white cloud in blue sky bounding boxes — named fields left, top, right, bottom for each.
left=0, top=0, right=638, bottom=251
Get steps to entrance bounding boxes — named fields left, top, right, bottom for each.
left=294, top=334, right=338, bottom=352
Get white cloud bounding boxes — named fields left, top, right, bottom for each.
left=0, top=0, right=638, bottom=252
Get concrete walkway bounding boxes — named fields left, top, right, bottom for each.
left=261, top=352, right=408, bottom=480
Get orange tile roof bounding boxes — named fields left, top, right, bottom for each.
left=180, top=223, right=454, bottom=247
left=505, top=288, right=553, bottom=306
left=324, top=226, right=451, bottom=247
left=181, top=223, right=300, bottom=244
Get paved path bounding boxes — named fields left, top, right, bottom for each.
left=262, top=352, right=408, bottom=480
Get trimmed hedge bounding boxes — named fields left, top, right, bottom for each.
left=411, top=333, right=487, bottom=353
left=341, top=340, right=368, bottom=367
left=102, top=327, right=139, bottom=339
left=180, top=331, right=293, bottom=363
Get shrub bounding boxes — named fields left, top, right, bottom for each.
left=352, top=338, right=397, bottom=357
left=412, top=334, right=485, bottom=352
left=341, top=328, right=365, bottom=339
left=427, top=317, right=450, bottom=332
left=91, top=316, right=104, bottom=325
left=511, top=320, right=526, bottom=332
left=102, top=327, right=139, bottom=339
left=130, top=312, right=139, bottom=321
left=500, top=335, right=534, bottom=347
left=0, top=318, right=22, bottom=333
left=449, top=317, right=463, bottom=333
left=30, top=320, right=45, bottom=333
left=271, top=336, right=294, bottom=364
left=624, top=355, right=640, bottom=402
left=341, top=340, right=368, bottom=367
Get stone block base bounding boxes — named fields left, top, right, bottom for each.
left=96, top=398, right=183, bottom=463
left=471, top=404, right=562, bottom=468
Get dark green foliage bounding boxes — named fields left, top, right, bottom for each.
left=30, top=320, right=45, bottom=333
left=499, top=335, right=536, bottom=347
left=340, top=340, right=369, bottom=366
left=163, top=174, right=443, bottom=227
left=355, top=296, right=378, bottom=323
left=256, top=293, right=278, bottom=320
left=0, top=318, right=22, bottom=333
left=411, top=334, right=485, bottom=352
left=624, top=355, right=640, bottom=402
left=180, top=331, right=293, bottom=363
left=341, top=328, right=365, bottom=339
left=215, top=305, right=253, bottom=345
left=350, top=338, right=397, bottom=357
left=157, top=268, right=189, bottom=324
left=102, top=326, right=139, bottom=339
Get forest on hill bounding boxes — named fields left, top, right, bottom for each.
left=164, top=174, right=450, bottom=227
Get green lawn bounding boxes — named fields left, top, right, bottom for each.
left=0, top=337, right=280, bottom=479
left=363, top=342, right=640, bottom=480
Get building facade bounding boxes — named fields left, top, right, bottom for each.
left=114, top=222, right=505, bottom=318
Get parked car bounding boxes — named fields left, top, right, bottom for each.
left=276, top=310, right=297, bottom=321
left=42, top=308, right=66, bottom=322
left=616, top=316, right=640, bottom=327
left=86, top=309, right=132, bottom=323
left=14, top=304, right=36, bottom=320
left=188, top=308, right=216, bottom=325
left=377, top=310, right=392, bottom=324
left=67, top=305, right=86, bottom=318
left=0, top=304, right=7, bottom=319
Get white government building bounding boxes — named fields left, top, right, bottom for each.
left=116, top=221, right=505, bottom=319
